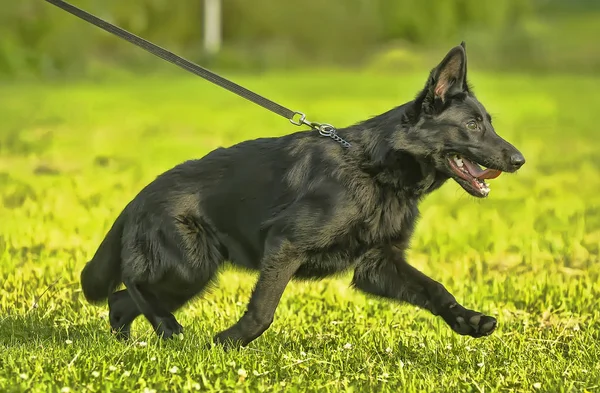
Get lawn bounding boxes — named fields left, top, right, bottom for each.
left=0, top=71, right=599, bottom=392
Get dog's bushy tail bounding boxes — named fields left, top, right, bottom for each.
left=80, top=213, right=125, bottom=303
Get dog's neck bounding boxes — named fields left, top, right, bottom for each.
left=341, top=102, right=449, bottom=198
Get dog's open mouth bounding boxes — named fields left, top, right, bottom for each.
left=447, top=155, right=502, bottom=197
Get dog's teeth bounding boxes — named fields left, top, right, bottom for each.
left=454, top=157, right=463, bottom=167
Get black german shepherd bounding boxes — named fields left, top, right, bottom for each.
left=80, top=42, right=525, bottom=347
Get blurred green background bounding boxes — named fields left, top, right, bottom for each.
left=1, top=1, right=600, bottom=392
left=1, top=0, right=599, bottom=79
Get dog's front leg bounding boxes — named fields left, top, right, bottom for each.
left=352, top=247, right=497, bottom=338
left=213, top=234, right=303, bottom=349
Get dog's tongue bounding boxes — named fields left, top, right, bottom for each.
left=462, top=158, right=502, bottom=180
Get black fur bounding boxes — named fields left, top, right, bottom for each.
left=80, top=43, right=525, bottom=346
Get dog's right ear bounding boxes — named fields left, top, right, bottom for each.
left=428, top=44, right=468, bottom=102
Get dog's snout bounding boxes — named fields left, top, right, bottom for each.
left=510, top=153, right=525, bottom=169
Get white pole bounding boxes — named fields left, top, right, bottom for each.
left=204, top=0, right=222, bottom=55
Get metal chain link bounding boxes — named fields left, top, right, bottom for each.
left=315, top=123, right=352, bottom=148
left=290, top=114, right=352, bottom=148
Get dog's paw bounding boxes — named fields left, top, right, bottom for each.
left=108, top=291, right=137, bottom=341
left=110, top=324, right=132, bottom=341
left=109, top=312, right=132, bottom=341
left=444, top=303, right=497, bottom=338
left=212, top=332, right=245, bottom=350
left=154, top=317, right=184, bottom=340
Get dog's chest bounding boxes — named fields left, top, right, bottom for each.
left=351, top=186, right=419, bottom=246
left=294, top=195, right=418, bottom=279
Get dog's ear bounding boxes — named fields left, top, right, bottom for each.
left=430, top=43, right=468, bottom=102
left=459, top=41, right=468, bottom=91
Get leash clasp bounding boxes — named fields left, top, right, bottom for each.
left=289, top=111, right=321, bottom=129
left=289, top=111, right=309, bottom=127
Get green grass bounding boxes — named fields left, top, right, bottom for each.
left=1, top=71, right=599, bottom=392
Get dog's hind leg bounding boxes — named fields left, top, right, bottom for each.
left=213, top=235, right=303, bottom=349
left=117, top=214, right=224, bottom=339
left=120, top=280, right=188, bottom=339
left=108, top=287, right=206, bottom=340
left=108, top=290, right=140, bottom=340
left=352, top=247, right=497, bottom=338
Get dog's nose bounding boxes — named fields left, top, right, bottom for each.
left=510, top=153, right=526, bottom=169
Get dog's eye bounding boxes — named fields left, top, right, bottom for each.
left=466, top=121, right=478, bottom=130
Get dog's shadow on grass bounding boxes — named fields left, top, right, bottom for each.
left=244, top=335, right=436, bottom=368
left=0, top=314, right=100, bottom=347
left=2, top=315, right=446, bottom=370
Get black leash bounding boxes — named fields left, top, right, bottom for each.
left=44, top=0, right=351, bottom=148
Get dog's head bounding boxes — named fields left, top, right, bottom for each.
left=398, top=42, right=525, bottom=198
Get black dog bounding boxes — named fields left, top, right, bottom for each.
left=80, top=42, right=525, bottom=347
